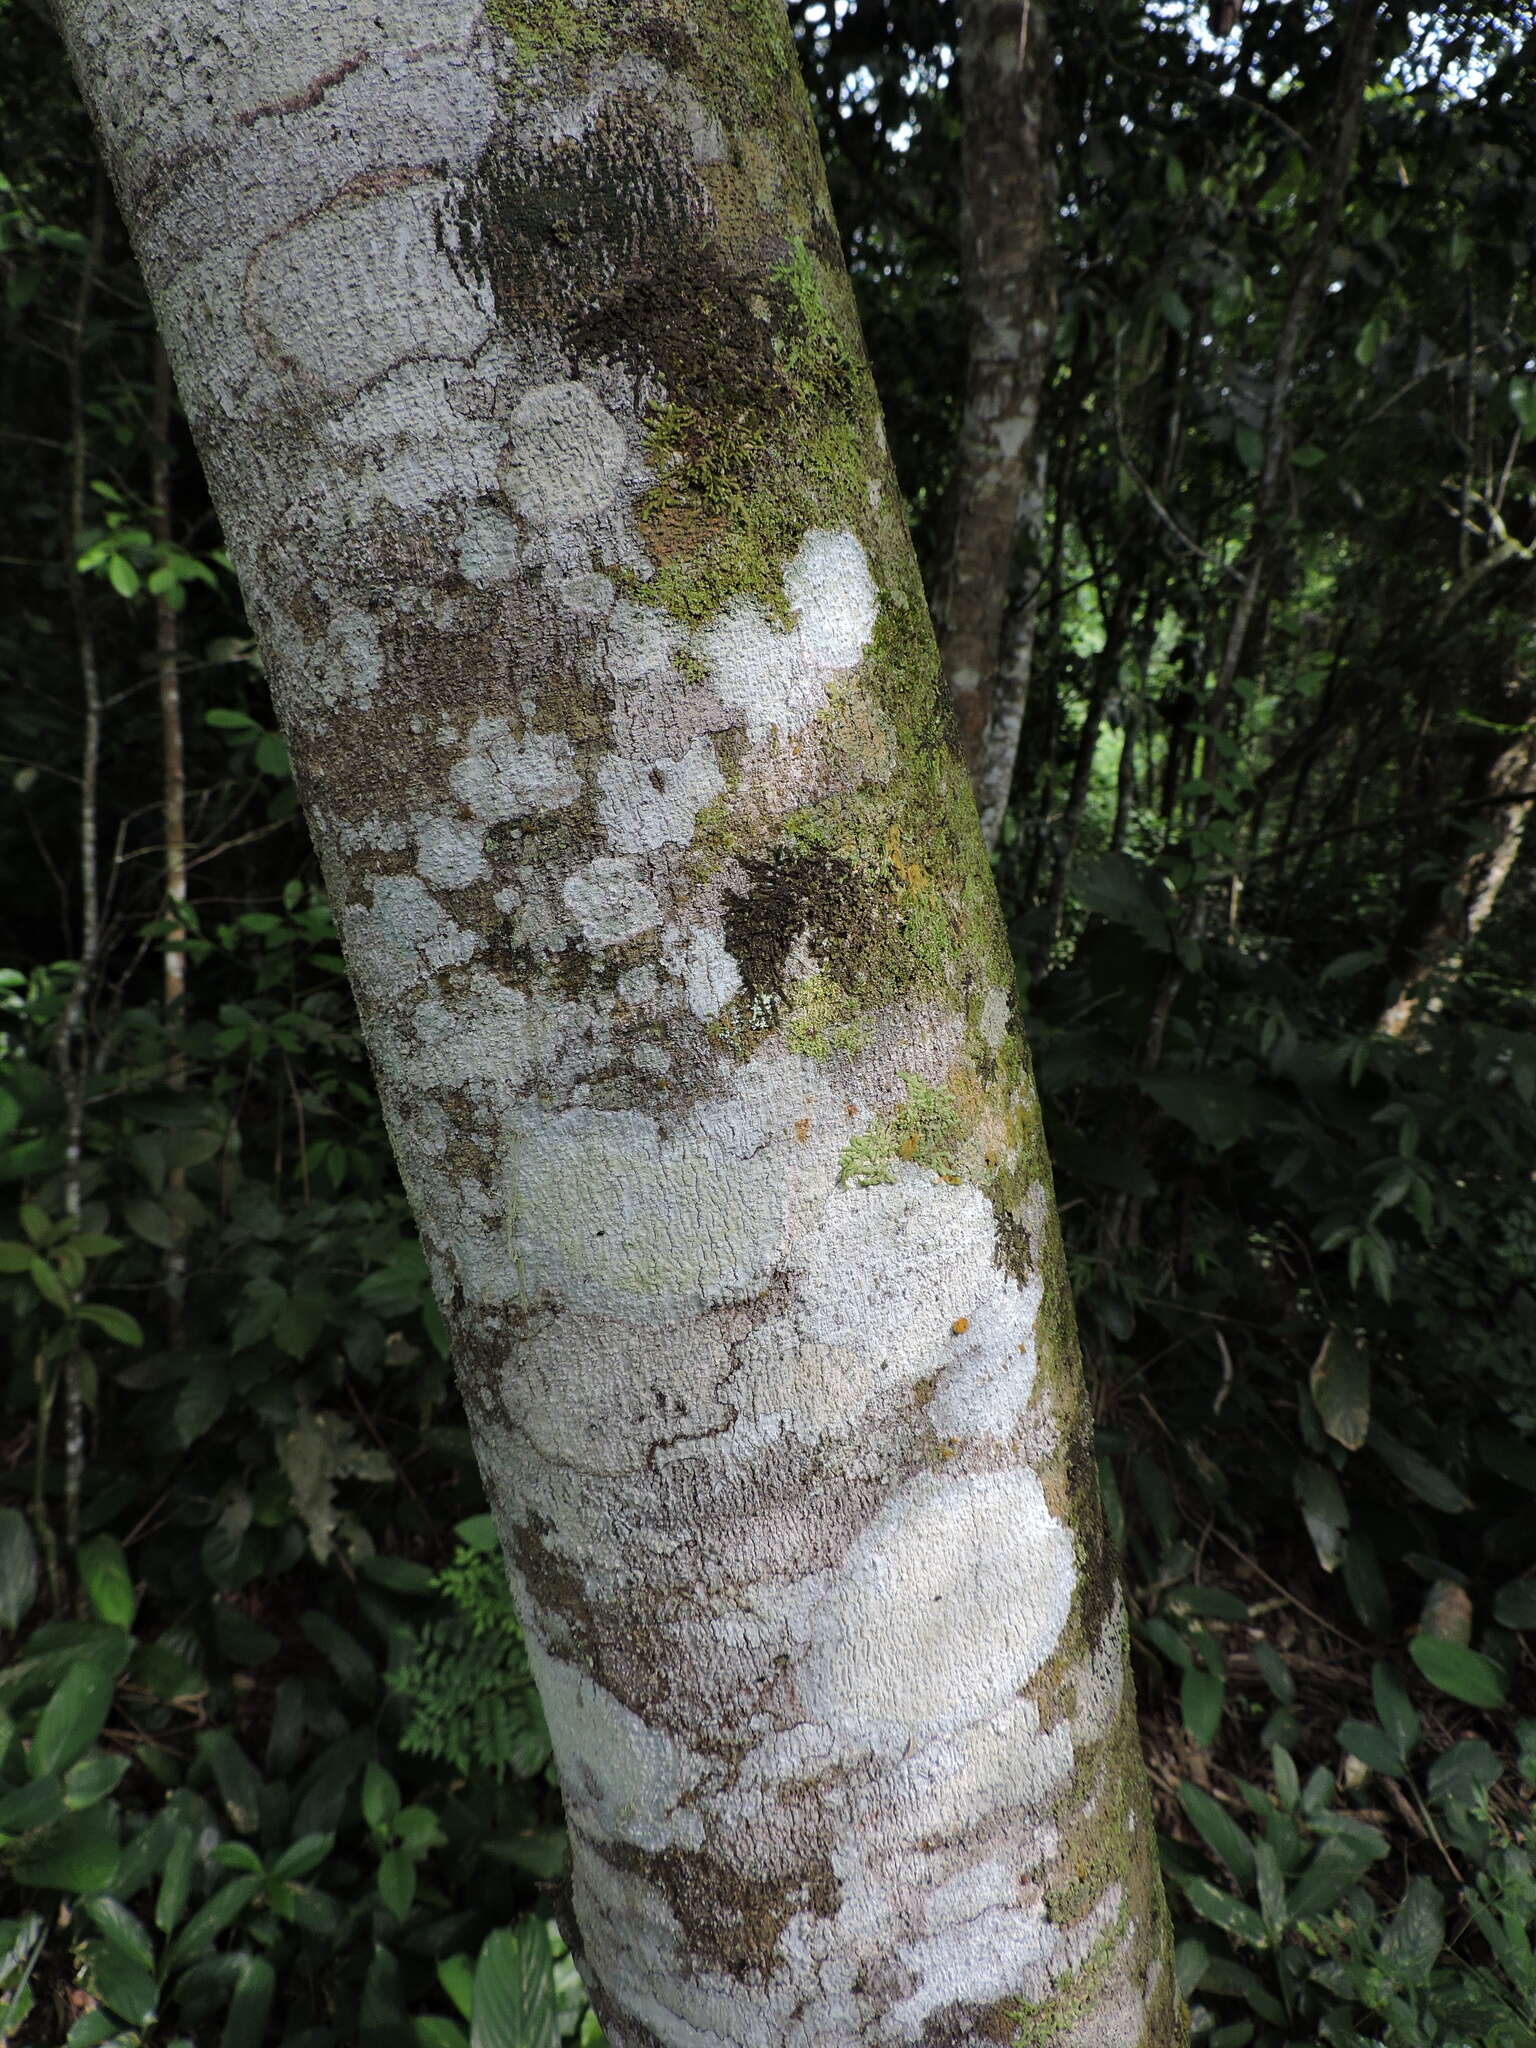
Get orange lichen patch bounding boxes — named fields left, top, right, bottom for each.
left=844, top=1102, right=859, bottom=1117
left=794, top=1117, right=811, bottom=1142
left=952, top=1317, right=970, bottom=1336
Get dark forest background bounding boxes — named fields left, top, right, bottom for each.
left=1, top=2, right=1534, bottom=2042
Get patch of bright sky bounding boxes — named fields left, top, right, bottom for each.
left=1142, top=1, right=1516, bottom=102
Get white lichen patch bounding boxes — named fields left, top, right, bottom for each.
left=414, top=811, right=488, bottom=889
left=457, top=504, right=521, bottom=586
left=404, top=969, right=531, bottom=1094
left=501, top=380, right=629, bottom=525
left=562, top=859, right=664, bottom=948
left=695, top=528, right=879, bottom=741
left=446, top=714, right=581, bottom=820
left=522, top=1639, right=716, bottom=1853
left=662, top=924, right=744, bottom=1021
left=342, top=873, right=476, bottom=1010
left=801, top=1470, right=1074, bottom=1730
left=508, top=1313, right=733, bottom=1478
left=596, top=737, right=725, bottom=853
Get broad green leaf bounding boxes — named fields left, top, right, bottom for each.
left=0, top=1772, right=67, bottom=1834
left=155, top=1822, right=197, bottom=1934
left=1311, top=1330, right=1370, bottom=1451
left=1381, top=1874, right=1444, bottom=1985
left=30, top=1660, right=114, bottom=1779
left=378, top=1846, right=416, bottom=1921
left=1177, top=1783, right=1255, bottom=1887
left=437, top=1954, right=475, bottom=2022
left=62, top=1752, right=129, bottom=1810
left=83, top=1896, right=154, bottom=1971
left=89, top=1946, right=158, bottom=2029
left=1180, top=1667, right=1224, bottom=1749
left=1181, top=1878, right=1267, bottom=1948
left=1337, top=1718, right=1405, bottom=1777
left=416, top=2022, right=471, bottom=2048
left=268, top=1832, right=333, bottom=1881
left=1409, top=1635, right=1507, bottom=1708
left=1372, top=1662, right=1420, bottom=1760
left=76, top=1534, right=135, bottom=1628
left=12, top=1806, right=119, bottom=1891
left=0, top=1507, right=39, bottom=1631
left=362, top=1762, right=400, bottom=1831
left=221, top=1954, right=275, bottom=2048
left=471, top=1922, right=560, bottom=2048
left=122, top=1196, right=176, bottom=1250
left=1294, top=1460, right=1348, bottom=1572
left=163, top=1875, right=262, bottom=1971
left=195, top=1729, right=264, bottom=1835
left=76, top=1303, right=144, bottom=1347
left=1494, top=1577, right=1536, bottom=1630
left=1369, top=1426, right=1471, bottom=1514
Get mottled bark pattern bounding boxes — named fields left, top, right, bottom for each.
left=58, top=4, right=1177, bottom=2041
left=934, top=0, right=1056, bottom=845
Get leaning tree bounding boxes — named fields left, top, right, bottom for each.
left=55, top=2, right=1179, bottom=2041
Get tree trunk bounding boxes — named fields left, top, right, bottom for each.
left=57, top=5, right=1177, bottom=2041
left=1376, top=713, right=1536, bottom=1041
left=934, top=0, right=1057, bottom=847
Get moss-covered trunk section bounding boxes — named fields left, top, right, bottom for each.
left=57, top=1, right=1179, bottom=2040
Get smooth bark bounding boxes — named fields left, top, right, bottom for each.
left=934, top=0, right=1057, bottom=847
left=57, top=4, right=1177, bottom=2042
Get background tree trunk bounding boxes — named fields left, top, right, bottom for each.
left=57, top=3, right=1177, bottom=2041
left=934, top=0, right=1058, bottom=848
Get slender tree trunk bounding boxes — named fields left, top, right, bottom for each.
left=59, top=6, right=1178, bottom=2041
left=934, top=0, right=1057, bottom=846
left=152, top=340, right=190, bottom=1327
left=56, top=176, right=107, bottom=1561
left=1376, top=714, right=1536, bottom=1040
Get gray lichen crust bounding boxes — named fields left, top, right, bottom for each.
left=55, top=2, right=1181, bottom=2042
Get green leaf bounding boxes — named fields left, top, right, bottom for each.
left=471, top=1922, right=560, bottom=2048
left=1369, top=1426, right=1471, bottom=1514
left=437, top=1954, right=475, bottom=2022
left=195, top=1729, right=264, bottom=1835
left=0, top=1772, right=67, bottom=1834
left=122, top=1196, right=176, bottom=1250
left=29, top=1660, right=114, bottom=1779
left=1338, top=1719, right=1405, bottom=1777
left=106, top=554, right=141, bottom=600
left=12, top=1806, right=119, bottom=1892
left=268, top=1832, right=333, bottom=1880
left=1381, top=1875, right=1444, bottom=1985
left=29, top=1255, right=70, bottom=1311
left=1182, top=1878, right=1268, bottom=1948
left=88, top=1946, right=158, bottom=2029
left=0, top=1239, right=34, bottom=1271
left=63, top=1752, right=128, bottom=1811
left=1493, top=1577, right=1536, bottom=1630
left=1140, top=1072, right=1256, bottom=1152
left=1294, top=1460, right=1348, bottom=1572
left=1371, top=1662, right=1419, bottom=1760
left=0, top=1507, right=39, bottom=1631
left=155, top=1822, right=197, bottom=1934
left=1180, top=1667, right=1224, bottom=1749
left=362, top=1762, right=400, bottom=1831
left=1178, top=1783, right=1255, bottom=1887
left=76, top=1303, right=144, bottom=1347
left=1409, top=1635, right=1507, bottom=1708
left=378, top=1846, right=416, bottom=1921
left=205, top=707, right=258, bottom=731
left=1310, top=1330, right=1370, bottom=1451
left=163, top=1875, right=262, bottom=1971
left=84, top=1895, right=155, bottom=1971
left=76, top=1534, right=135, bottom=1628
left=221, top=1954, right=276, bottom=2048
left=415, top=2022, right=471, bottom=2048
